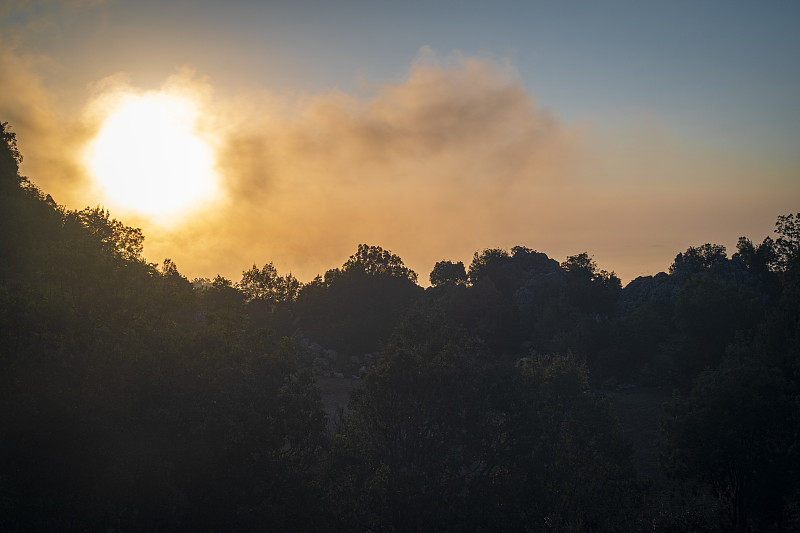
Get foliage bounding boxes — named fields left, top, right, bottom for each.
left=773, top=213, right=800, bottom=347
left=342, top=243, right=418, bottom=283
left=238, top=262, right=301, bottom=304
left=774, top=213, right=800, bottom=273
left=0, top=129, right=328, bottom=529
left=71, top=206, right=144, bottom=261
left=562, top=252, right=621, bottom=287
left=467, top=247, right=510, bottom=285
left=660, top=356, right=799, bottom=531
left=669, top=243, right=727, bottom=275
left=429, top=259, right=467, bottom=287
left=327, top=314, right=643, bottom=530
left=561, top=251, right=597, bottom=279
left=561, top=252, right=621, bottom=314
left=0, top=121, right=22, bottom=190
left=295, top=244, right=423, bottom=357
left=672, top=274, right=764, bottom=373
left=734, top=235, right=776, bottom=274
left=4, top=122, right=800, bottom=530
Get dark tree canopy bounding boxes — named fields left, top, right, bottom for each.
left=660, top=356, right=797, bottom=531
left=239, top=262, right=301, bottom=304
left=342, top=243, right=418, bottom=283
left=734, top=236, right=776, bottom=274
left=669, top=243, right=727, bottom=275
left=68, top=206, right=144, bottom=261
left=562, top=251, right=596, bottom=279
left=0, top=121, right=22, bottom=190
left=467, top=247, right=510, bottom=285
left=293, top=244, right=422, bottom=356
left=774, top=212, right=800, bottom=273
left=429, top=259, right=467, bottom=287
left=562, top=251, right=621, bottom=287
left=328, top=316, right=643, bottom=531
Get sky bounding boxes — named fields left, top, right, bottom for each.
left=1, top=0, right=798, bottom=285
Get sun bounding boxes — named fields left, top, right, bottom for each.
left=85, top=91, right=220, bottom=220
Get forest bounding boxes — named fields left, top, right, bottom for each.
left=1, top=121, right=799, bottom=532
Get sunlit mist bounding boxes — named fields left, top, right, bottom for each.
left=85, top=91, right=220, bottom=220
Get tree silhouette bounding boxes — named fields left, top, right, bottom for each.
left=0, top=121, right=22, bottom=190
left=774, top=213, right=800, bottom=273
left=467, top=247, right=509, bottom=285
left=239, top=262, right=301, bottom=304
left=70, top=207, right=144, bottom=261
left=342, top=243, right=418, bottom=282
left=429, top=259, right=467, bottom=287
left=669, top=243, right=727, bottom=275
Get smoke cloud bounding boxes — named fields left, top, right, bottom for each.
left=152, top=51, right=581, bottom=282
left=0, top=43, right=95, bottom=208
left=141, top=54, right=800, bottom=284
left=1, top=37, right=795, bottom=285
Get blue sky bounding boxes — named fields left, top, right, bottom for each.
left=1, top=1, right=798, bottom=282
left=62, top=1, right=799, bottom=144
left=22, top=1, right=799, bottom=147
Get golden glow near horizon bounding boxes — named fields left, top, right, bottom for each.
left=85, top=91, right=220, bottom=221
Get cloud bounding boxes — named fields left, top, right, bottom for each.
left=0, top=44, right=93, bottom=206
left=2, top=36, right=795, bottom=285
left=0, top=0, right=108, bottom=204
left=165, top=50, right=581, bottom=282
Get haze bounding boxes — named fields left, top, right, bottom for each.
left=1, top=1, right=798, bottom=283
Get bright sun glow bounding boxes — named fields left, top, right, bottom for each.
left=86, top=91, right=219, bottom=220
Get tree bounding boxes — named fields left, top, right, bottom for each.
left=562, top=251, right=596, bottom=280
left=660, top=356, right=798, bottom=532
left=0, top=123, right=334, bottom=531
left=0, top=121, right=22, bottom=190
left=295, top=245, right=423, bottom=357
left=670, top=268, right=765, bottom=376
left=240, top=262, right=280, bottom=301
left=71, top=206, right=144, bottom=261
left=467, top=247, right=509, bottom=285
left=238, top=262, right=301, bottom=304
left=429, top=260, right=467, bottom=287
left=327, top=313, right=643, bottom=530
left=734, top=236, right=776, bottom=274
left=774, top=213, right=800, bottom=273
left=771, top=213, right=800, bottom=354
left=342, top=243, right=418, bottom=283
left=327, top=317, right=486, bottom=530
left=562, top=252, right=620, bottom=287
left=559, top=252, right=621, bottom=320
left=669, top=244, right=727, bottom=275
left=495, top=352, right=642, bottom=530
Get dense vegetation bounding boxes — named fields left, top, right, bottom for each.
left=1, top=121, right=798, bottom=531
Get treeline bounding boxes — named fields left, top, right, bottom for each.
left=1, top=122, right=799, bottom=531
